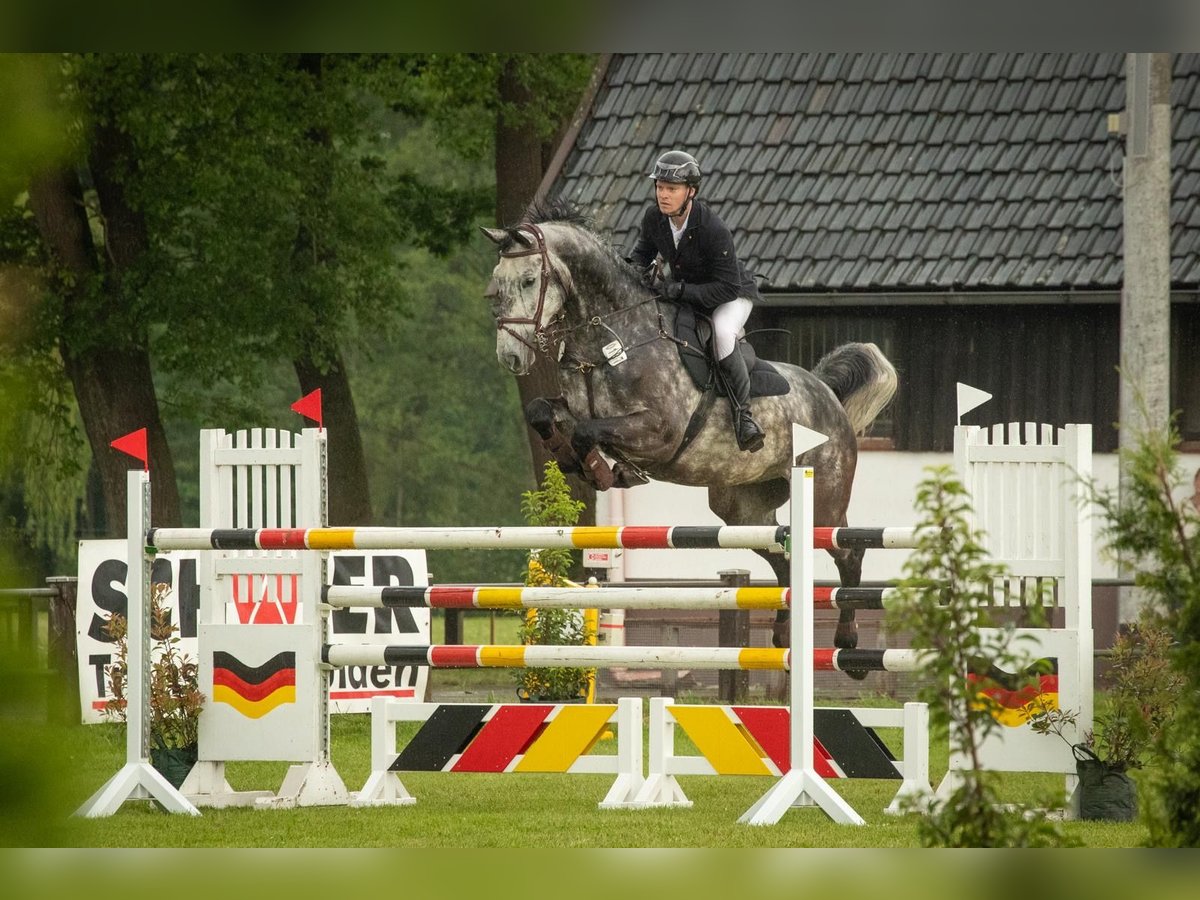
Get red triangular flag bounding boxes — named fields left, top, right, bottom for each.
left=110, top=427, right=149, bottom=471
left=291, top=388, right=323, bottom=429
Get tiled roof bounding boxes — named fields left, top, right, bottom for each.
left=549, top=53, right=1200, bottom=293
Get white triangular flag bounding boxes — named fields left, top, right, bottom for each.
left=792, top=423, right=829, bottom=460
left=956, top=382, right=993, bottom=422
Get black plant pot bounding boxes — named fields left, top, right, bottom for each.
left=151, top=744, right=198, bottom=789
left=1074, top=745, right=1138, bottom=822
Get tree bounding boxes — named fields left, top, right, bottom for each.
left=401, top=53, right=598, bottom=505
left=1087, top=413, right=1200, bottom=845
left=3, top=53, right=595, bottom=577
left=24, top=58, right=182, bottom=534
left=4, top=54, right=492, bottom=548
left=889, top=465, right=1068, bottom=846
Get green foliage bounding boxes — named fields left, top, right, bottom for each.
left=0, top=55, right=67, bottom=202
left=1, top=53, right=592, bottom=578
left=1085, top=414, right=1200, bottom=846
left=888, top=465, right=1070, bottom=847
left=350, top=240, right=532, bottom=584
left=403, top=54, right=595, bottom=161
left=513, top=461, right=592, bottom=701
left=1033, top=622, right=1183, bottom=771
left=101, top=581, right=205, bottom=750
left=520, top=459, right=586, bottom=583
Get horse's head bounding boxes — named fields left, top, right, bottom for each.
left=481, top=223, right=572, bottom=376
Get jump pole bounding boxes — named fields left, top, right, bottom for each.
left=75, top=470, right=200, bottom=817
left=323, top=584, right=901, bottom=611
left=738, top=426, right=864, bottom=826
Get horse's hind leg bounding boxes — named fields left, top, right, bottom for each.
left=829, top=545, right=865, bottom=648
left=707, top=479, right=791, bottom=638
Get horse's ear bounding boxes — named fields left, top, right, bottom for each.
left=480, top=226, right=508, bottom=246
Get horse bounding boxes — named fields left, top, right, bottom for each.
left=482, top=199, right=898, bottom=667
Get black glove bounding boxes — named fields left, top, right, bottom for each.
left=662, top=280, right=685, bottom=301
left=638, top=263, right=659, bottom=288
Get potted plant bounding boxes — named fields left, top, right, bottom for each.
left=102, top=581, right=205, bottom=788
left=514, top=462, right=595, bottom=703
left=1031, top=621, right=1183, bottom=821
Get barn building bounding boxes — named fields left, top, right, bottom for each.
left=537, top=53, right=1200, bottom=697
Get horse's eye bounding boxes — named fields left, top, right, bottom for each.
left=489, top=297, right=504, bottom=317
left=522, top=274, right=537, bottom=288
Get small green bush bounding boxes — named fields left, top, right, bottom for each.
left=513, top=461, right=593, bottom=702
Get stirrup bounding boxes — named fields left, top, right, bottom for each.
left=735, top=417, right=765, bottom=453
left=612, top=463, right=650, bottom=488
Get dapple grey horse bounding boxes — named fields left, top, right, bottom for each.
left=483, top=200, right=897, bottom=664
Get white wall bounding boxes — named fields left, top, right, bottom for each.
left=594, top=450, right=1200, bottom=585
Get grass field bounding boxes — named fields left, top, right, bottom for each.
left=2, top=686, right=1152, bottom=849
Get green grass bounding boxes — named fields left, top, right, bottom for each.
left=3, top=696, right=1152, bottom=848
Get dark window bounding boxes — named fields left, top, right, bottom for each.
left=749, top=303, right=1149, bottom=453
left=747, top=308, right=896, bottom=440
left=1171, top=304, right=1200, bottom=444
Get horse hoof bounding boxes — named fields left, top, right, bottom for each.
left=833, top=626, right=859, bottom=651
left=771, top=622, right=788, bottom=648
left=612, top=464, right=649, bottom=489
left=843, top=668, right=870, bottom=682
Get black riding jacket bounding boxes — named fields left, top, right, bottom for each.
left=629, top=199, right=761, bottom=310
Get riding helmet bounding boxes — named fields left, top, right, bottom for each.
left=648, top=150, right=701, bottom=188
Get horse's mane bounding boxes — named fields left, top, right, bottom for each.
left=520, top=196, right=594, bottom=231
left=516, top=197, right=650, bottom=303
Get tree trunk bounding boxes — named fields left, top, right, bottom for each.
left=495, top=58, right=596, bottom=517
left=294, top=352, right=373, bottom=525
left=289, top=54, right=372, bottom=526
left=28, top=159, right=181, bottom=536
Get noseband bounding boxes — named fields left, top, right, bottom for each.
left=495, top=223, right=563, bottom=354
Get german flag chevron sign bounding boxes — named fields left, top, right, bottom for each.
left=199, top=624, right=318, bottom=762
left=211, top=650, right=297, bottom=718
left=968, top=657, right=1059, bottom=727
left=674, top=705, right=902, bottom=780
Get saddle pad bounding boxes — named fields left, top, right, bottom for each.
left=668, top=301, right=790, bottom=398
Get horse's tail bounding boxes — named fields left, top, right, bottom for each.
left=811, top=342, right=898, bottom=436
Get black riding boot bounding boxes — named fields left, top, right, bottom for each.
left=717, top=353, right=765, bottom=452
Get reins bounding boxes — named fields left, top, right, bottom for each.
left=493, top=223, right=713, bottom=469
left=496, top=221, right=668, bottom=362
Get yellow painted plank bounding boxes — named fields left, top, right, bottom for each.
left=670, top=706, right=772, bottom=775
left=479, top=646, right=526, bottom=667
left=514, top=705, right=617, bottom=772
left=306, top=528, right=357, bottom=549
left=571, top=527, right=619, bottom=548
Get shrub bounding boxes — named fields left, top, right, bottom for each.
left=102, top=581, right=204, bottom=750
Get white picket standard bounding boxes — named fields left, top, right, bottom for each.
left=941, top=422, right=1094, bottom=813
left=181, top=427, right=344, bottom=810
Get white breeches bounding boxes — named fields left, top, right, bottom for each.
left=711, top=297, right=753, bottom=361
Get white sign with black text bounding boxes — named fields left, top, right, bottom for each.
left=75, top=540, right=430, bottom=724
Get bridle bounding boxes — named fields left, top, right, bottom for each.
left=495, top=223, right=564, bottom=354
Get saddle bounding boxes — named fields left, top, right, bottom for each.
left=666, top=301, right=790, bottom=398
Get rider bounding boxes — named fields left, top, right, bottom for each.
left=629, top=150, right=765, bottom=453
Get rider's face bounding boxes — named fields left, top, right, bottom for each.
left=655, top=181, right=692, bottom=215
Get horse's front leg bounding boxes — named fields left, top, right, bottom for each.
left=570, top=409, right=675, bottom=487
left=525, top=397, right=615, bottom=490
